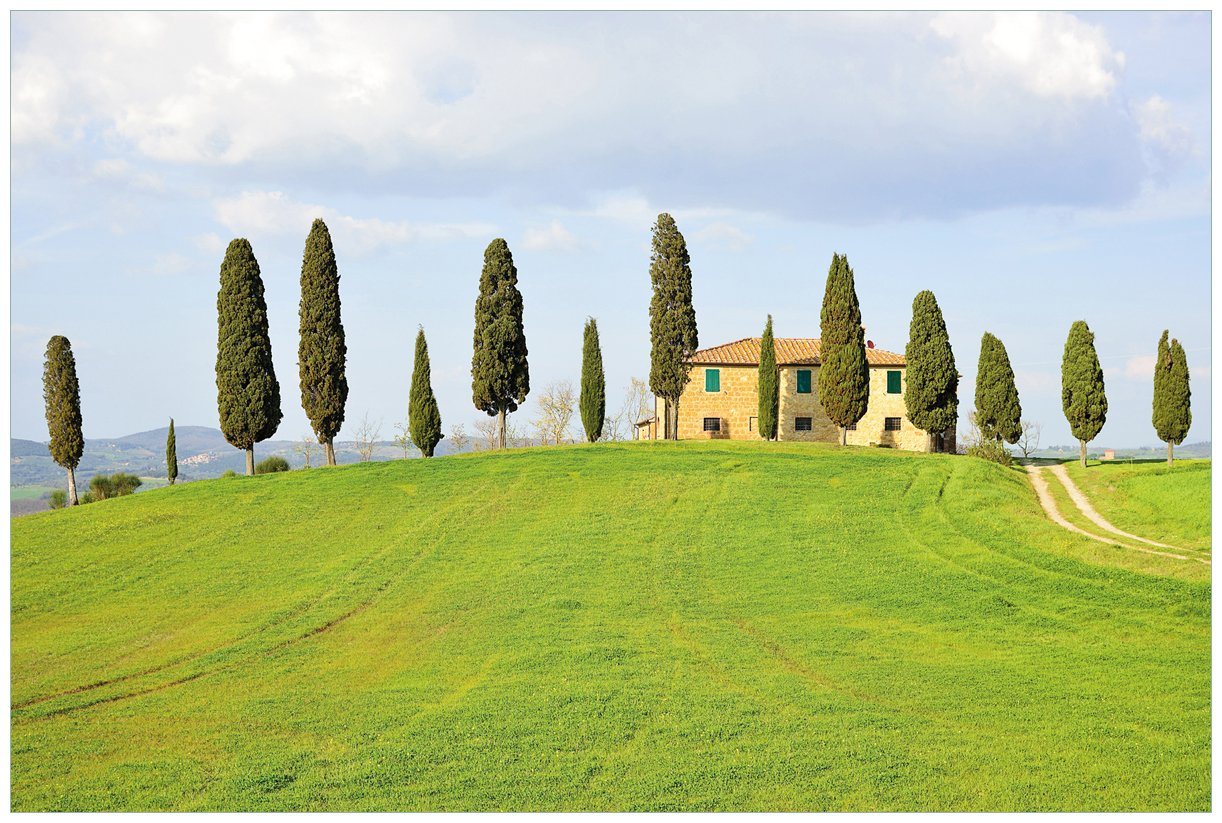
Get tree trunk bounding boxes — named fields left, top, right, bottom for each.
left=168, top=476, right=175, bottom=486
left=497, top=408, right=507, bottom=449
left=67, top=467, right=78, bottom=506
left=671, top=399, right=680, bottom=440
left=325, top=439, right=336, bottom=466
left=1168, top=441, right=1174, bottom=467
left=929, top=431, right=936, bottom=453
left=246, top=448, right=255, bottom=476
left=1079, top=440, right=1087, bottom=469
left=840, top=426, right=847, bottom=447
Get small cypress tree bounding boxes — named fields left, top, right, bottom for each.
left=409, top=327, right=443, bottom=457
left=471, top=238, right=529, bottom=448
left=43, top=335, right=84, bottom=505
left=903, top=290, right=958, bottom=451
left=1061, top=320, right=1108, bottom=469
left=579, top=317, right=606, bottom=442
left=648, top=213, right=698, bottom=439
left=818, top=253, right=869, bottom=445
left=166, top=417, right=178, bottom=486
left=298, top=218, right=348, bottom=466
left=216, top=238, right=282, bottom=475
left=1152, top=330, right=1192, bottom=466
left=757, top=315, right=779, bottom=441
left=974, top=332, right=1022, bottom=444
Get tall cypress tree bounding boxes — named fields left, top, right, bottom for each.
left=409, top=327, right=443, bottom=458
left=579, top=317, right=606, bottom=442
left=818, top=253, right=869, bottom=445
left=1061, top=320, right=1107, bottom=469
left=1152, top=330, right=1191, bottom=466
left=216, top=238, right=282, bottom=475
left=471, top=238, right=529, bottom=448
left=166, top=417, right=178, bottom=486
left=904, top=290, right=958, bottom=451
left=757, top=315, right=779, bottom=441
left=298, top=218, right=348, bottom=466
left=648, top=213, right=698, bottom=439
left=974, top=332, right=1022, bottom=444
left=43, top=335, right=84, bottom=505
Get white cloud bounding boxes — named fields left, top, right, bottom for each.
left=1121, top=354, right=1156, bottom=381
left=1133, top=94, right=1193, bottom=173
left=691, top=222, right=754, bottom=252
left=522, top=220, right=579, bottom=252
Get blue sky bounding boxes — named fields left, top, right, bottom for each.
left=10, top=11, right=1211, bottom=448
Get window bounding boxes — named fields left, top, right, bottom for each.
left=748, top=416, right=757, bottom=431
left=703, top=417, right=721, bottom=432
left=796, top=369, right=812, bottom=394
left=846, top=422, right=856, bottom=431
left=705, top=368, right=720, bottom=392
left=795, top=417, right=813, bottom=432
left=887, top=370, right=902, bottom=394
left=884, top=417, right=902, bottom=431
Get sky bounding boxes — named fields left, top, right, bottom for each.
left=10, top=11, right=1212, bottom=449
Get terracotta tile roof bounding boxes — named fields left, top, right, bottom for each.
left=687, top=337, right=905, bottom=367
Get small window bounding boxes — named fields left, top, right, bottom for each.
left=846, top=422, right=857, bottom=431
left=796, top=369, right=812, bottom=394
left=884, top=417, right=902, bottom=431
left=705, top=369, right=720, bottom=392
left=748, top=416, right=757, bottom=431
left=795, top=417, right=813, bottom=432
left=887, top=370, right=902, bottom=394
left=703, top=417, right=721, bottom=432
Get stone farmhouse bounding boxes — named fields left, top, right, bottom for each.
left=637, top=337, right=955, bottom=452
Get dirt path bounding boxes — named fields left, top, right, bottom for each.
left=1025, top=465, right=1205, bottom=565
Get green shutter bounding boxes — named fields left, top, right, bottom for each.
left=705, top=368, right=720, bottom=392
left=796, top=369, right=811, bottom=394
left=887, top=370, right=902, bottom=394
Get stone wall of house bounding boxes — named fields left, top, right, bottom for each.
left=777, top=366, right=839, bottom=442
left=843, top=366, right=929, bottom=451
left=667, top=365, right=762, bottom=440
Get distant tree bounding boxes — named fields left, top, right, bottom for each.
left=298, top=218, right=348, bottom=466
left=1061, top=320, right=1108, bottom=469
left=294, top=434, right=318, bottom=468
left=534, top=380, right=577, bottom=445
left=48, top=489, right=67, bottom=509
left=473, top=418, right=500, bottom=451
left=216, top=238, right=282, bottom=475
left=1017, top=420, right=1041, bottom=459
left=818, top=254, right=869, bottom=445
left=757, top=315, right=779, bottom=441
left=255, top=455, right=290, bottom=474
left=974, top=332, right=1022, bottom=445
left=471, top=238, right=529, bottom=449
left=353, top=413, right=381, bottom=462
left=410, top=327, right=444, bottom=457
left=166, top=417, right=178, bottom=486
left=904, top=291, right=958, bottom=451
left=449, top=423, right=469, bottom=453
left=43, top=335, right=84, bottom=505
left=580, top=318, right=606, bottom=442
left=1152, top=329, right=1192, bottom=466
left=648, top=213, right=698, bottom=439
left=392, top=420, right=415, bottom=459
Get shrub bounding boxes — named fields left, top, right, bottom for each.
left=89, top=473, right=142, bottom=501
left=255, top=456, right=290, bottom=474
left=48, top=489, right=67, bottom=509
left=221, top=470, right=238, bottom=479
left=966, top=439, right=1013, bottom=466
left=79, top=491, right=95, bottom=504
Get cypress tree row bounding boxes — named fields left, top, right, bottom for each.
left=43, top=335, right=84, bottom=506
left=974, top=332, right=1022, bottom=444
left=818, top=253, right=869, bottom=445
left=648, top=213, right=698, bottom=439
left=471, top=238, right=529, bottom=448
left=903, top=290, right=958, bottom=451
left=1152, top=329, right=1191, bottom=466
left=216, top=238, right=282, bottom=475
left=298, top=218, right=348, bottom=466
left=757, top=315, right=779, bottom=441
left=166, top=417, right=178, bottom=486
left=409, top=327, right=443, bottom=457
left=579, top=317, right=606, bottom=442
left=1061, top=320, right=1107, bottom=469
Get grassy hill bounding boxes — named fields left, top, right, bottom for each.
left=10, top=442, right=1210, bottom=811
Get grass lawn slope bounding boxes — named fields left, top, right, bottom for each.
left=10, top=442, right=1210, bottom=811
left=1064, top=459, right=1211, bottom=552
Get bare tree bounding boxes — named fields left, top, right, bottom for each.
left=621, top=377, right=653, bottom=440
left=392, top=418, right=416, bottom=459
left=449, top=423, right=469, bottom=453
left=354, top=412, right=381, bottom=462
left=294, top=434, right=318, bottom=469
left=474, top=418, right=500, bottom=451
left=1017, top=419, right=1042, bottom=459
left=957, top=411, right=982, bottom=455
left=533, top=380, right=577, bottom=445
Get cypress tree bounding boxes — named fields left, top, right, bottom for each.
left=1061, top=320, right=1107, bottom=469
left=471, top=238, right=529, bottom=448
left=298, top=218, right=348, bottom=466
left=166, top=417, right=178, bottom=485
left=757, top=315, right=779, bottom=441
left=43, top=335, right=84, bottom=505
left=648, top=213, right=698, bottom=439
left=903, top=290, right=958, bottom=451
left=409, top=327, right=443, bottom=457
left=818, top=253, right=869, bottom=445
left=974, top=332, right=1022, bottom=444
left=1152, top=330, right=1191, bottom=466
left=579, top=317, right=606, bottom=442
left=216, top=238, right=282, bottom=475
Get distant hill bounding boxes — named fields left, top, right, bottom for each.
left=1032, top=441, right=1211, bottom=460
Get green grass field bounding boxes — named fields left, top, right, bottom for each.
left=10, top=442, right=1210, bottom=811
left=10, top=485, right=56, bottom=501
left=1064, top=459, right=1211, bottom=551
